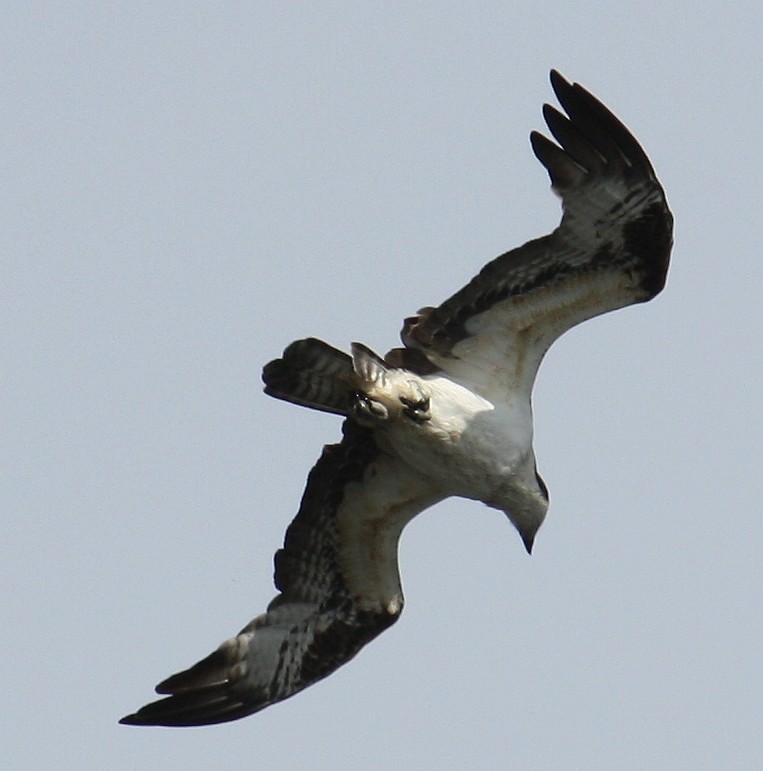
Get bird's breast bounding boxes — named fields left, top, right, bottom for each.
left=382, top=376, right=536, bottom=506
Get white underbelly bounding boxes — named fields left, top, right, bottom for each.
left=381, top=375, right=535, bottom=506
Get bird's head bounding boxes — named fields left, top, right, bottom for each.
left=502, top=470, right=549, bottom=554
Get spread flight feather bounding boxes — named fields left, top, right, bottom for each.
left=121, top=71, right=672, bottom=727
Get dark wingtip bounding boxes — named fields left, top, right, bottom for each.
left=530, top=129, right=586, bottom=188
left=549, top=68, right=569, bottom=92
left=118, top=713, right=141, bottom=726
left=548, top=70, right=579, bottom=113
left=118, top=687, right=256, bottom=727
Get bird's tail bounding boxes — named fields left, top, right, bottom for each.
left=263, top=338, right=389, bottom=416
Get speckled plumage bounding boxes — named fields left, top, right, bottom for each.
left=121, top=71, right=672, bottom=727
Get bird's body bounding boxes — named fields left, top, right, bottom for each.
left=121, top=71, right=672, bottom=727
left=363, top=368, right=537, bottom=512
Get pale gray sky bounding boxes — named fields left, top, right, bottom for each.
left=3, top=3, right=761, bottom=769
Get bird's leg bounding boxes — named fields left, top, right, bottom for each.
left=399, top=381, right=431, bottom=424
left=353, top=391, right=390, bottom=424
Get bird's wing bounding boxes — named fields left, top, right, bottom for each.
left=120, top=421, right=443, bottom=726
left=402, top=70, right=673, bottom=397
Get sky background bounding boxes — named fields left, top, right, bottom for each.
left=3, top=3, right=762, bottom=769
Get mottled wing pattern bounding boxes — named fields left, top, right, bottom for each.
left=402, top=70, right=673, bottom=395
left=120, top=422, right=442, bottom=726
left=121, top=71, right=672, bottom=728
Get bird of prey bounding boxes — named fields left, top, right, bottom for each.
left=121, top=71, right=672, bottom=727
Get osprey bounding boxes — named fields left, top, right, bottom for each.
left=121, top=71, right=672, bottom=727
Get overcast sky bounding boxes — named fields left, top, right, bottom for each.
left=3, top=3, right=762, bottom=769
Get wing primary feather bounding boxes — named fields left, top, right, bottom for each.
left=120, top=422, right=439, bottom=727
left=400, top=69, right=672, bottom=395
left=529, top=131, right=587, bottom=188
left=155, top=644, right=237, bottom=694
left=119, top=688, right=255, bottom=727
left=548, top=70, right=656, bottom=176
left=547, top=70, right=630, bottom=172
left=541, top=103, right=607, bottom=173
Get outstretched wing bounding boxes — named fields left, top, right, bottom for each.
left=402, top=70, right=673, bottom=397
left=120, top=422, right=442, bottom=726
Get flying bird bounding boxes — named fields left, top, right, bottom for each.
left=121, top=71, right=672, bottom=727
